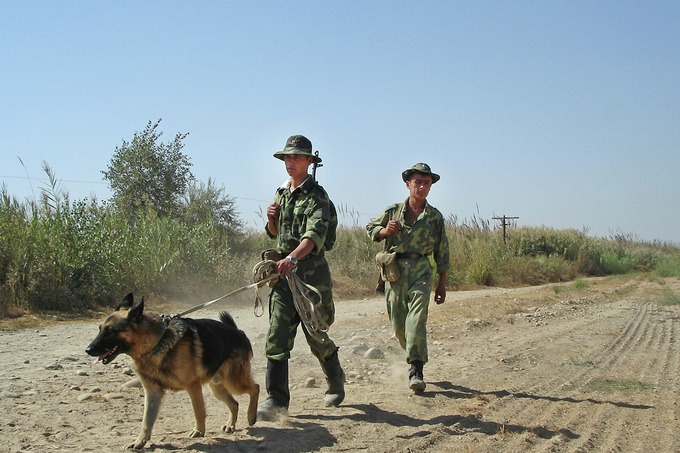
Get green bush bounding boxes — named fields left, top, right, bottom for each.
left=2, top=187, right=680, bottom=315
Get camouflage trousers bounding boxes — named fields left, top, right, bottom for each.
left=265, top=254, right=339, bottom=362
left=385, top=256, right=433, bottom=364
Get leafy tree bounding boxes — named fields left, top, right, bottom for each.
left=102, top=119, right=193, bottom=218
left=182, top=178, right=244, bottom=236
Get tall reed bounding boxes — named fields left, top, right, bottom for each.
left=2, top=187, right=679, bottom=314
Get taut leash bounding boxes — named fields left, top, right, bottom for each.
left=173, top=259, right=330, bottom=343
left=176, top=271, right=280, bottom=318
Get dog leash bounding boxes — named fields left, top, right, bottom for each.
left=176, top=264, right=280, bottom=318
left=173, top=259, right=329, bottom=343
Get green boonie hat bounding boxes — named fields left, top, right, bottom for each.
left=273, top=135, right=322, bottom=163
left=402, top=163, right=440, bottom=183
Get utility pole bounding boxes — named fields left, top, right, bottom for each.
left=493, top=215, right=519, bottom=244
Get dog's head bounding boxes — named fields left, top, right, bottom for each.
left=85, top=292, right=144, bottom=365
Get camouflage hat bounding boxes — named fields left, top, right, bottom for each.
left=273, top=135, right=322, bottom=163
left=402, top=163, right=440, bottom=183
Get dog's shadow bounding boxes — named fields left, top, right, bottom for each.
left=147, top=421, right=336, bottom=453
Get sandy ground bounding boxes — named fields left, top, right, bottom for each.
left=2, top=275, right=680, bottom=452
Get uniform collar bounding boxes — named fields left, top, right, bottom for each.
left=281, top=175, right=313, bottom=194
left=402, top=197, right=429, bottom=223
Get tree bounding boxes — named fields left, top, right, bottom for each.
left=182, top=178, right=244, bottom=237
left=102, top=119, right=193, bottom=218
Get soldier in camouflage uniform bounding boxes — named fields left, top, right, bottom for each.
left=257, top=135, right=345, bottom=421
left=366, top=163, right=450, bottom=394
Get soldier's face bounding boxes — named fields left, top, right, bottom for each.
left=406, top=173, right=433, bottom=201
left=284, top=154, right=313, bottom=179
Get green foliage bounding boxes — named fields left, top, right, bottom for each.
left=573, top=278, right=589, bottom=290
left=2, top=171, right=680, bottom=315
left=326, top=225, right=381, bottom=286
left=657, top=290, right=680, bottom=306
left=102, top=119, right=193, bottom=218
left=653, top=256, right=680, bottom=277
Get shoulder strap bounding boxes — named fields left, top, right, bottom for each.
left=384, top=202, right=405, bottom=251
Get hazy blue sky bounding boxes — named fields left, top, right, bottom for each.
left=2, top=2, right=679, bottom=243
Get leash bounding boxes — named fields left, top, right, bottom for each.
left=175, top=263, right=280, bottom=318
left=287, top=271, right=329, bottom=343
left=173, top=259, right=330, bottom=343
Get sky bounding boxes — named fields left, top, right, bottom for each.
left=2, top=1, right=679, bottom=243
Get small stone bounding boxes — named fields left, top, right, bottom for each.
left=103, top=393, right=125, bottom=400
left=46, top=363, right=63, bottom=370
left=364, top=348, right=384, bottom=359
left=303, top=377, right=316, bottom=388
left=122, top=378, right=142, bottom=389
left=78, top=393, right=94, bottom=402
left=349, top=344, right=369, bottom=355
left=1, top=390, right=21, bottom=399
left=76, top=370, right=89, bottom=376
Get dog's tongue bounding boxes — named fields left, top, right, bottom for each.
left=92, top=351, right=111, bottom=365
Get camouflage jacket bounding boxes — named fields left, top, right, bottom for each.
left=366, top=200, right=451, bottom=274
left=266, top=176, right=337, bottom=257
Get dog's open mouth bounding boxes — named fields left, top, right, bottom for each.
left=92, top=346, right=119, bottom=365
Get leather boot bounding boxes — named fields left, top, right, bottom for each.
left=320, top=350, right=345, bottom=407
left=257, top=359, right=290, bottom=421
left=408, top=360, right=426, bottom=394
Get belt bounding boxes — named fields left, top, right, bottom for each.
left=396, top=252, right=425, bottom=260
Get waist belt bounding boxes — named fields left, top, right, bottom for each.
left=396, top=252, right=425, bottom=260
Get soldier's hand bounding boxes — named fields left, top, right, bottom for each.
left=434, top=284, right=446, bottom=305
left=276, top=257, right=295, bottom=276
left=383, top=220, right=401, bottom=236
left=267, top=203, right=281, bottom=222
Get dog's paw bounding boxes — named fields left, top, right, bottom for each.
left=188, top=429, right=205, bottom=438
left=125, top=440, right=146, bottom=451
left=222, top=424, right=235, bottom=433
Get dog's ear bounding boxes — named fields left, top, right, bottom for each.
left=127, top=297, right=145, bottom=324
left=116, top=292, right=135, bottom=311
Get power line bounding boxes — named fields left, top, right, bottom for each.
left=0, top=175, right=107, bottom=185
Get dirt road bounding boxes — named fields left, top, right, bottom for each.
left=1, top=275, right=679, bottom=452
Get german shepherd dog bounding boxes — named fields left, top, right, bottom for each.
left=86, top=293, right=259, bottom=450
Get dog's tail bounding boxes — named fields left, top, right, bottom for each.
left=219, top=311, right=237, bottom=329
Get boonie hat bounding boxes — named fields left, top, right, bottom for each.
left=273, top=135, right=322, bottom=163
left=402, top=163, right=440, bottom=183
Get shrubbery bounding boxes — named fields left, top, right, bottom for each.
left=1, top=188, right=679, bottom=314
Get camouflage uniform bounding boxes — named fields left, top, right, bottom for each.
left=265, top=176, right=339, bottom=362
left=366, top=200, right=450, bottom=363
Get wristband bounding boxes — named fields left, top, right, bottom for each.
left=286, top=255, right=298, bottom=265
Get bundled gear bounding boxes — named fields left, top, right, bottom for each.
left=375, top=250, right=400, bottom=282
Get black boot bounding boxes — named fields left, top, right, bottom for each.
left=257, top=359, right=290, bottom=421
left=408, top=360, right=426, bottom=394
left=320, top=350, right=345, bottom=407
